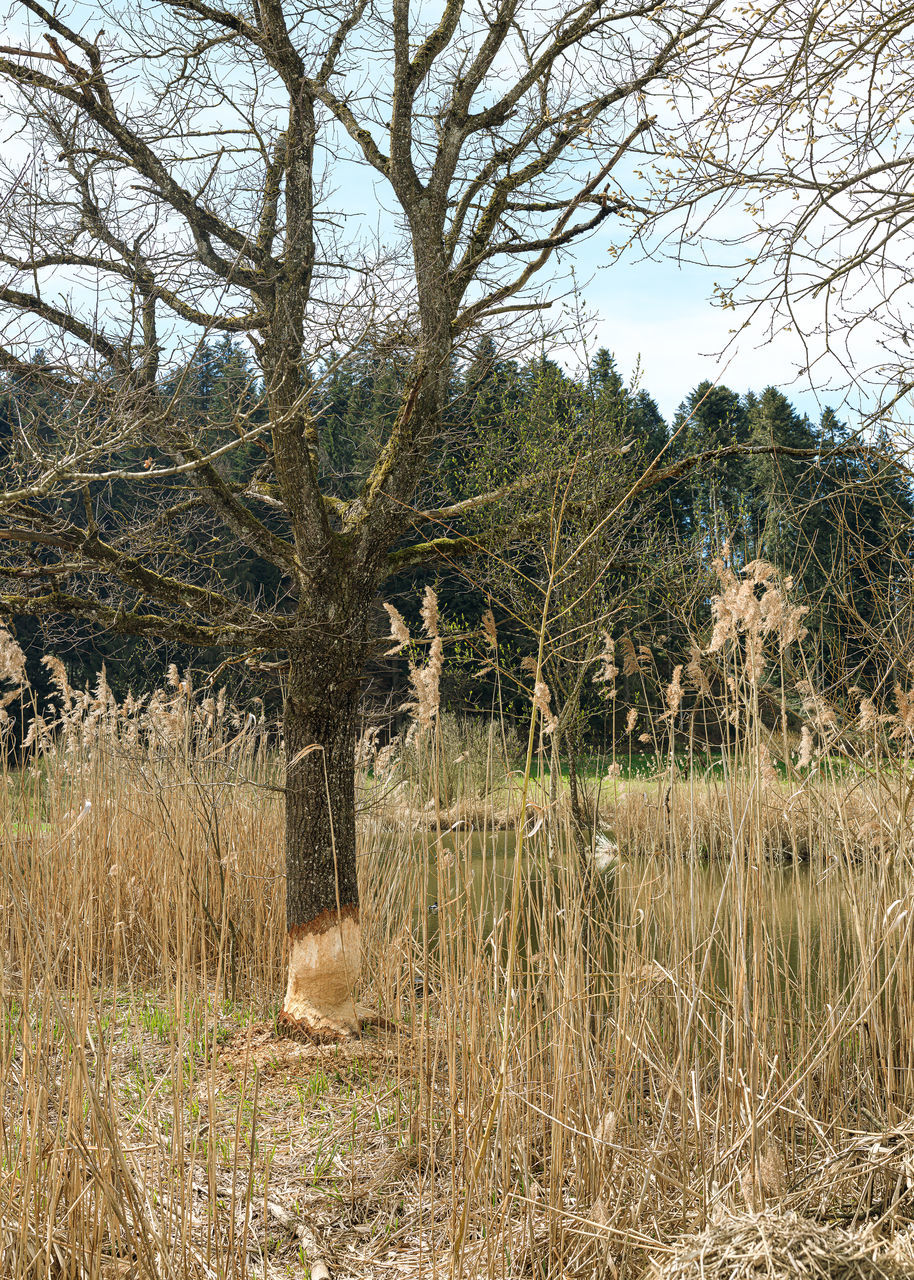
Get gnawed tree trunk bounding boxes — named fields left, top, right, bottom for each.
left=279, top=659, right=362, bottom=1041
left=0, top=0, right=737, bottom=1052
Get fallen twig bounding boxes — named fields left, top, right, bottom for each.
left=263, top=1196, right=331, bottom=1280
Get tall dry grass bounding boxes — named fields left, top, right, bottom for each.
left=2, top=562, right=914, bottom=1278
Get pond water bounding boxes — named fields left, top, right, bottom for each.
left=368, top=825, right=893, bottom=1022
left=363, top=820, right=914, bottom=1104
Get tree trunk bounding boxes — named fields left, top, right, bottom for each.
left=278, top=662, right=362, bottom=1041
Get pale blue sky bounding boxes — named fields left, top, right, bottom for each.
left=0, top=0, right=879, bottom=432
left=560, top=241, right=855, bottom=427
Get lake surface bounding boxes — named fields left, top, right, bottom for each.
left=367, top=825, right=892, bottom=1033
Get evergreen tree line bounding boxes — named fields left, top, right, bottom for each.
left=2, top=337, right=911, bottom=741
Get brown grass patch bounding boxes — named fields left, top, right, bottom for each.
left=652, top=1210, right=909, bottom=1280
left=4, top=662, right=914, bottom=1276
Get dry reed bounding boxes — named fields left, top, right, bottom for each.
left=3, top=581, right=914, bottom=1278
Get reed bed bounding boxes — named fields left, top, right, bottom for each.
left=3, top=610, right=914, bottom=1278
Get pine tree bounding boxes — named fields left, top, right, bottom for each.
left=669, top=382, right=752, bottom=547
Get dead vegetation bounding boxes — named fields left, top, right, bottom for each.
left=5, top=561, right=914, bottom=1278
left=651, top=1211, right=909, bottom=1280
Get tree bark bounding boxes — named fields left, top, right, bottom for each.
left=278, top=657, right=362, bottom=1041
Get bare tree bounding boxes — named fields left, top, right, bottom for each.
left=663, top=0, right=914, bottom=420
left=0, top=0, right=735, bottom=1039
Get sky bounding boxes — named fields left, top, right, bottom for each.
left=549, top=235, right=864, bottom=428
left=0, top=0, right=893, bottom=434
